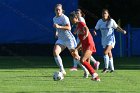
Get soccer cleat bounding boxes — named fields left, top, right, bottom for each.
left=61, top=70, right=66, bottom=75
left=94, top=61, right=100, bottom=70
left=91, top=76, right=101, bottom=81
left=83, top=72, right=89, bottom=78
left=91, top=73, right=100, bottom=81
left=70, top=67, right=78, bottom=71
left=101, top=68, right=109, bottom=73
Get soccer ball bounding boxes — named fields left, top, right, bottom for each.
left=53, top=71, right=64, bottom=81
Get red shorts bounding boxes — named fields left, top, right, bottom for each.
left=82, top=43, right=96, bottom=54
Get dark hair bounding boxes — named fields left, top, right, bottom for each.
left=102, top=9, right=111, bottom=27
left=69, top=11, right=78, bottom=19
left=55, top=4, right=65, bottom=13
left=76, top=9, right=85, bottom=18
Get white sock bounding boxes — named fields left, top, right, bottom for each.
left=90, top=56, right=97, bottom=64
left=104, top=55, right=109, bottom=69
left=109, top=58, right=114, bottom=71
left=76, top=60, right=89, bottom=74
left=54, top=55, right=65, bottom=72
left=73, top=58, right=78, bottom=68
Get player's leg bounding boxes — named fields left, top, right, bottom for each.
left=102, top=45, right=113, bottom=73
left=53, top=44, right=66, bottom=75
left=70, top=37, right=80, bottom=71
left=90, top=56, right=97, bottom=63
left=69, top=49, right=89, bottom=78
left=90, top=56, right=100, bottom=70
left=80, top=50, right=100, bottom=81
left=108, top=50, right=114, bottom=72
left=67, top=38, right=89, bottom=77
left=70, top=58, right=78, bottom=71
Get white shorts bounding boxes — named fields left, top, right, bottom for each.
left=102, top=37, right=116, bottom=48
left=55, top=39, right=77, bottom=50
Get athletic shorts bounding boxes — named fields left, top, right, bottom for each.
left=102, top=37, right=116, bottom=48
left=82, top=44, right=96, bottom=54
left=55, top=39, right=77, bottom=50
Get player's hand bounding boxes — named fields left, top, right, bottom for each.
left=123, top=30, right=127, bottom=34
left=73, top=29, right=79, bottom=35
left=71, top=49, right=80, bottom=60
left=53, top=24, right=61, bottom=29
left=93, top=31, right=97, bottom=36
left=55, top=31, right=58, bottom=38
left=73, top=31, right=77, bottom=35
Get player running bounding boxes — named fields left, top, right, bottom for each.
left=93, top=9, right=126, bottom=73
left=70, top=9, right=100, bottom=71
left=69, top=12, right=100, bottom=81
left=53, top=4, right=89, bottom=77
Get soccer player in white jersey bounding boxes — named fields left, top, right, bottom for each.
left=70, top=9, right=100, bottom=71
left=53, top=4, right=89, bottom=77
left=93, top=9, right=126, bottom=73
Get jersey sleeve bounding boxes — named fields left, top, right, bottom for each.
left=95, top=19, right=101, bottom=30
left=53, top=17, right=56, bottom=30
left=63, top=16, right=70, bottom=25
left=112, top=19, right=118, bottom=29
left=53, top=17, right=56, bottom=24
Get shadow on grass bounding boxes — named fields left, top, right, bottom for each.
left=0, top=56, right=139, bottom=70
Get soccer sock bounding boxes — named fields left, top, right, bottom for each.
left=82, top=61, right=95, bottom=75
left=104, top=55, right=109, bottom=69
left=90, top=56, right=97, bottom=64
left=109, top=57, right=114, bottom=71
left=73, top=59, right=78, bottom=68
left=76, top=60, right=89, bottom=73
left=54, top=55, right=65, bottom=71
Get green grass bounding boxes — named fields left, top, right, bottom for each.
left=0, top=56, right=139, bottom=93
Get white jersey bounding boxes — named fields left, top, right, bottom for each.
left=53, top=14, right=75, bottom=41
left=53, top=14, right=77, bottom=49
left=79, top=17, right=86, bottom=24
left=95, top=19, right=118, bottom=48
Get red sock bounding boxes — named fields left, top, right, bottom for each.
left=82, top=61, right=95, bottom=75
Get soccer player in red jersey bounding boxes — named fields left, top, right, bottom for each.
left=70, top=9, right=100, bottom=71
left=69, top=12, right=100, bottom=81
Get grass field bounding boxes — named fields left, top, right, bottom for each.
left=0, top=56, right=139, bottom=93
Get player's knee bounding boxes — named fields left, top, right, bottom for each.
left=80, top=58, right=85, bottom=63
left=53, top=50, right=59, bottom=56
left=104, top=50, right=108, bottom=55
left=108, top=53, right=112, bottom=58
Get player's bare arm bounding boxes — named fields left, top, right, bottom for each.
left=116, top=26, right=127, bottom=34
left=53, top=24, right=71, bottom=30
left=75, top=41, right=82, bottom=51
left=73, top=28, right=78, bottom=35
left=70, top=41, right=81, bottom=60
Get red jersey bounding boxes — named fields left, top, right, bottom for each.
left=76, top=22, right=96, bottom=53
